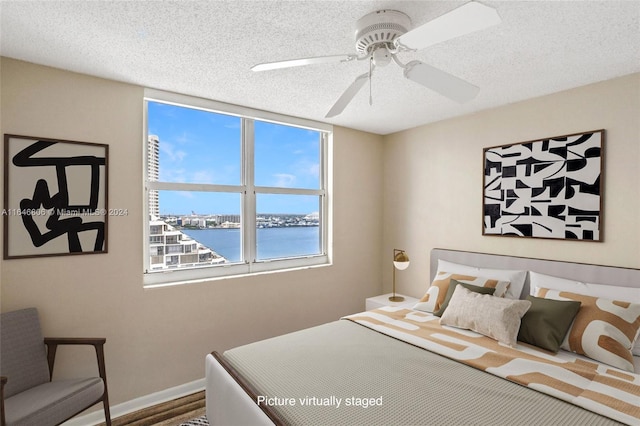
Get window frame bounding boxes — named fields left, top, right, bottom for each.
left=143, top=89, right=332, bottom=287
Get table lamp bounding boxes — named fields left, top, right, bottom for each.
left=390, top=249, right=409, bottom=302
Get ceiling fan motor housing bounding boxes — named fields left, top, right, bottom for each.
left=354, top=10, right=411, bottom=55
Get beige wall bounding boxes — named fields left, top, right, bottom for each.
left=0, top=58, right=384, bottom=407
left=383, top=73, right=640, bottom=299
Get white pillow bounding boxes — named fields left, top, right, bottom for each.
left=440, top=286, right=531, bottom=347
left=530, top=271, right=640, bottom=356
left=437, top=259, right=527, bottom=300
left=529, top=271, right=640, bottom=302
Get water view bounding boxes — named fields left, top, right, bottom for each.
left=182, top=227, right=320, bottom=262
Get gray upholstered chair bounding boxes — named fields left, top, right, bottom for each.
left=0, top=308, right=111, bottom=425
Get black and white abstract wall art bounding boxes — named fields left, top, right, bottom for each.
left=3, top=135, right=108, bottom=259
left=483, top=130, right=603, bottom=241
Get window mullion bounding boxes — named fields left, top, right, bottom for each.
left=148, top=181, right=243, bottom=193
left=243, top=119, right=256, bottom=266
left=321, top=132, right=331, bottom=258
left=253, top=186, right=324, bottom=196
left=143, top=102, right=151, bottom=273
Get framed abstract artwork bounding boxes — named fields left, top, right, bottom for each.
left=3, top=134, right=108, bottom=259
left=483, top=130, right=604, bottom=241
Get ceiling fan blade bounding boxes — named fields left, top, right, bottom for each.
left=395, top=2, right=501, bottom=51
left=251, top=54, right=357, bottom=72
left=325, top=72, right=369, bottom=118
left=404, top=61, right=480, bottom=103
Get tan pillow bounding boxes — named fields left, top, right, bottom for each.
left=413, top=271, right=510, bottom=313
left=536, top=288, right=640, bottom=372
left=440, top=286, right=531, bottom=347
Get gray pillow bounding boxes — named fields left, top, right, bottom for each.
left=434, top=278, right=496, bottom=317
left=517, top=295, right=581, bottom=352
left=440, top=286, right=532, bottom=347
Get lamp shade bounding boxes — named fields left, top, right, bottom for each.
left=393, top=250, right=410, bottom=270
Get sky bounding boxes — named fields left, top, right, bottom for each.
left=147, top=101, right=321, bottom=215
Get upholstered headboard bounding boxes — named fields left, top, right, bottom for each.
left=430, top=248, right=640, bottom=299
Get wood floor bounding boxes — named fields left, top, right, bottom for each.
left=98, top=391, right=206, bottom=426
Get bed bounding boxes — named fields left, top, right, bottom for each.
left=205, top=248, right=640, bottom=425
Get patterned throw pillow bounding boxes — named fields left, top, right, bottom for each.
left=440, top=286, right=532, bottom=347
left=530, top=271, right=640, bottom=357
left=413, top=271, right=510, bottom=313
left=438, top=260, right=527, bottom=299
left=536, top=287, right=640, bottom=372
left=433, top=279, right=496, bottom=317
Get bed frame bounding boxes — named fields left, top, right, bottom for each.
left=206, top=248, right=640, bottom=425
left=429, top=248, right=640, bottom=296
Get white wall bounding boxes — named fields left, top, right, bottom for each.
left=0, top=58, right=384, bottom=408
left=383, top=73, right=640, bottom=299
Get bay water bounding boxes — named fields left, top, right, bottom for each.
left=182, top=227, right=320, bottom=262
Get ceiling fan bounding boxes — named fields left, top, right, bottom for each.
left=251, top=1, right=501, bottom=118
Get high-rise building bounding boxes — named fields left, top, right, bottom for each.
left=148, top=135, right=159, bottom=217
left=146, top=135, right=227, bottom=270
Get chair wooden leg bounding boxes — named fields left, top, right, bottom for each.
left=94, top=345, right=111, bottom=425
left=103, top=394, right=112, bottom=426
left=1, top=376, right=7, bottom=426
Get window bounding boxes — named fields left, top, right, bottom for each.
left=143, top=89, right=331, bottom=286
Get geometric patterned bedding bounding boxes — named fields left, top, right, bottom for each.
left=344, top=307, right=640, bottom=425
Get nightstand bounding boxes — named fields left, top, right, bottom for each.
left=366, top=293, right=419, bottom=310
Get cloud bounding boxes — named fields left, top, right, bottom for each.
left=159, top=167, right=187, bottom=183
left=176, top=132, right=190, bottom=144
left=191, top=170, right=216, bottom=184
left=294, top=159, right=320, bottom=179
left=304, top=162, right=320, bottom=177
left=160, top=142, right=187, bottom=163
left=273, top=173, right=297, bottom=187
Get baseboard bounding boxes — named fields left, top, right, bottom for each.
left=62, top=378, right=206, bottom=425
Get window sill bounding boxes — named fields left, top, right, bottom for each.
left=143, top=255, right=331, bottom=289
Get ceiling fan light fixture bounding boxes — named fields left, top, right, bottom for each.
left=372, top=46, right=392, bottom=67
left=354, top=10, right=411, bottom=55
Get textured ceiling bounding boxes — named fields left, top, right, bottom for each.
left=1, top=1, right=639, bottom=135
